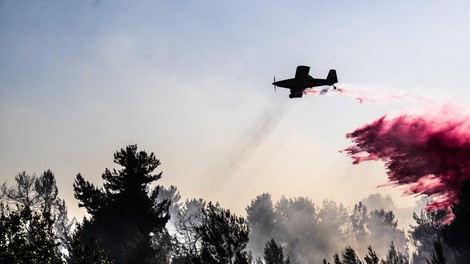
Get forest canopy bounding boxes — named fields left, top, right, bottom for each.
left=1, top=145, right=468, bottom=264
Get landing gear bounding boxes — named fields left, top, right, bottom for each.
left=333, top=85, right=337, bottom=90
left=289, top=92, right=303, bottom=99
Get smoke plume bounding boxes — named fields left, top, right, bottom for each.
left=211, top=102, right=288, bottom=178
left=343, top=104, right=470, bottom=223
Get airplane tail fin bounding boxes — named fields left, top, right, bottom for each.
left=327, top=69, right=338, bottom=84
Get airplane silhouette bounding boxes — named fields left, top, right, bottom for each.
left=273, top=66, right=338, bottom=98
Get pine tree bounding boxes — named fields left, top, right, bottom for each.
left=71, top=145, right=170, bottom=263
left=333, top=253, right=342, bottom=264
left=342, top=246, right=362, bottom=264
left=364, top=245, right=379, bottom=264
left=0, top=171, right=65, bottom=263
left=442, top=179, right=470, bottom=264
left=381, top=242, right=408, bottom=264
left=408, top=209, right=448, bottom=263
left=178, top=201, right=250, bottom=263
left=426, top=241, right=446, bottom=264
left=350, top=202, right=368, bottom=248
left=264, top=239, right=290, bottom=264
left=246, top=193, right=276, bottom=259
left=197, top=202, right=250, bottom=264
left=368, top=209, right=407, bottom=256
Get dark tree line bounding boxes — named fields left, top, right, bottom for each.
left=1, top=145, right=470, bottom=263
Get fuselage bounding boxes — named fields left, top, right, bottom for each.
left=273, top=77, right=335, bottom=90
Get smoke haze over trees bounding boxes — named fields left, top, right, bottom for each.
left=245, top=194, right=408, bottom=263
left=2, top=145, right=470, bottom=263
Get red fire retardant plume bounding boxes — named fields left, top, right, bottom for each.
left=343, top=105, right=470, bottom=223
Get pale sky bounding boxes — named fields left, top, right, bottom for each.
left=2, top=1, right=470, bottom=220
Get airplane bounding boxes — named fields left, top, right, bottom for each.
left=272, top=65, right=338, bottom=98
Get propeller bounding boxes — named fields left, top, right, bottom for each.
left=273, top=76, right=277, bottom=92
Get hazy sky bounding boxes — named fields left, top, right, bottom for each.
left=2, top=1, right=470, bottom=220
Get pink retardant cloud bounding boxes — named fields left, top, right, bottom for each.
left=342, top=104, right=470, bottom=223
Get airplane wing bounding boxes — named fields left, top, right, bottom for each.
left=294, top=65, right=310, bottom=81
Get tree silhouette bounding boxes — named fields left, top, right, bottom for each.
left=342, top=246, right=362, bottom=264
left=177, top=201, right=250, bottom=263
left=71, top=145, right=170, bottom=263
left=264, top=239, right=290, bottom=264
left=67, top=234, right=115, bottom=264
left=0, top=205, right=62, bottom=263
left=333, top=253, right=341, bottom=264
left=368, top=209, right=407, bottom=257
left=380, top=242, right=408, bottom=264
left=274, top=196, right=320, bottom=263
left=350, top=202, right=368, bottom=249
left=197, top=202, right=250, bottom=263
left=364, top=245, right=379, bottom=264
left=0, top=171, right=66, bottom=263
left=426, top=241, right=446, bottom=264
left=152, top=186, right=183, bottom=263
left=318, top=200, right=350, bottom=259
left=1, top=170, right=61, bottom=211
left=175, top=198, right=205, bottom=259
left=246, top=193, right=276, bottom=258
left=409, top=209, right=449, bottom=263
left=442, top=179, right=470, bottom=264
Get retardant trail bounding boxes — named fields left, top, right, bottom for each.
left=335, top=87, right=402, bottom=103
left=304, top=86, right=428, bottom=104
left=342, top=104, right=470, bottom=223
left=303, top=88, right=380, bottom=104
